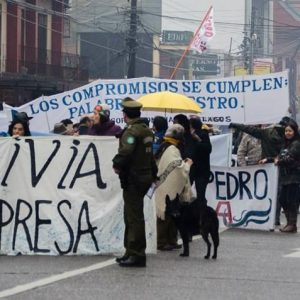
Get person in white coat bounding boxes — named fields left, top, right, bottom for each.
left=154, top=124, right=193, bottom=250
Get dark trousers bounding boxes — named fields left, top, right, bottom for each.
left=275, top=184, right=282, bottom=224
left=123, top=184, right=149, bottom=257
left=157, top=215, right=178, bottom=248
left=190, top=172, right=209, bottom=204
left=279, top=183, right=300, bottom=226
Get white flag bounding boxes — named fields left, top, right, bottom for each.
left=190, top=7, right=216, bottom=53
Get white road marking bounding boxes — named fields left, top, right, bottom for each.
left=284, top=248, right=300, bottom=258
left=0, top=259, right=116, bottom=299
left=0, top=228, right=228, bottom=298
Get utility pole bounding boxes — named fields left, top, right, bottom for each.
left=288, top=42, right=300, bottom=120
left=249, top=5, right=256, bottom=75
left=127, top=0, right=138, bottom=78
left=228, top=37, right=233, bottom=76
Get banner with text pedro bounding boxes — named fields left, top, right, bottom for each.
left=0, top=137, right=156, bottom=255
left=3, top=71, right=289, bottom=132
left=206, top=164, right=278, bottom=231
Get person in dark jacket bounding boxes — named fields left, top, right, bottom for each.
left=189, top=116, right=212, bottom=204
left=260, top=119, right=300, bottom=233
left=229, top=117, right=290, bottom=158
left=112, top=97, right=157, bottom=267
left=88, top=104, right=122, bottom=137
left=152, top=116, right=168, bottom=155
left=173, top=115, right=212, bottom=203
left=229, top=116, right=291, bottom=225
left=173, top=114, right=192, bottom=159
left=140, top=117, right=150, bottom=127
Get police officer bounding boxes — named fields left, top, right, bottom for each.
left=112, top=97, right=157, bottom=267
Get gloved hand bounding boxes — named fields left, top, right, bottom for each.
left=228, top=122, right=239, bottom=129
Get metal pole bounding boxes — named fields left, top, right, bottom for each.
left=127, top=0, right=138, bottom=78
left=249, top=38, right=254, bottom=74
left=249, top=5, right=256, bottom=74
left=170, top=6, right=213, bottom=79
left=288, top=42, right=300, bottom=120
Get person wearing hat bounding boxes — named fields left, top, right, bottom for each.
left=8, top=119, right=31, bottom=137
left=154, top=124, right=193, bottom=251
left=51, top=122, right=72, bottom=135
left=88, top=104, right=122, bottom=137
left=112, top=97, right=157, bottom=267
left=9, top=111, right=33, bottom=136
left=13, top=111, right=33, bottom=124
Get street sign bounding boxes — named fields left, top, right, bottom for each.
left=193, top=54, right=219, bottom=65
left=192, top=64, right=220, bottom=76
left=192, top=54, right=220, bottom=76
left=162, top=31, right=193, bottom=44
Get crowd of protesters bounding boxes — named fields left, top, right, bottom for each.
left=230, top=116, right=300, bottom=233
left=0, top=100, right=299, bottom=268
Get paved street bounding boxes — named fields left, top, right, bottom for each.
left=1, top=222, right=300, bottom=300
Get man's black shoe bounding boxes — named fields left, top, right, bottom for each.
left=115, top=255, right=129, bottom=263
left=171, top=244, right=182, bottom=250
left=118, top=256, right=146, bottom=267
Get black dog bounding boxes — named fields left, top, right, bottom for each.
left=165, top=195, right=219, bottom=259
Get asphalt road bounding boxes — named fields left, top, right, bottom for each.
left=1, top=223, right=300, bottom=300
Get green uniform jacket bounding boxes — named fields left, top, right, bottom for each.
left=232, top=124, right=284, bottom=158
left=112, top=118, right=157, bottom=189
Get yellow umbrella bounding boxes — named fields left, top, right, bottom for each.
left=137, top=91, right=202, bottom=113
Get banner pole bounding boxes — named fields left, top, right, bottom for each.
left=43, top=95, right=51, bottom=132
left=169, top=6, right=213, bottom=80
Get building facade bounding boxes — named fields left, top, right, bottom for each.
left=0, top=0, right=88, bottom=106
left=67, top=0, right=162, bottom=79
left=272, top=0, right=300, bottom=121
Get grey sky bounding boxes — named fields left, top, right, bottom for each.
left=162, top=0, right=246, bottom=53
left=68, top=0, right=245, bottom=54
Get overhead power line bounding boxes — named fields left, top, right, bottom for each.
left=4, top=1, right=300, bottom=73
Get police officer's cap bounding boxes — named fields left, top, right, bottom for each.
left=122, top=97, right=142, bottom=113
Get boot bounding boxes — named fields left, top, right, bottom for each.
left=118, top=256, right=146, bottom=267
left=280, top=224, right=297, bottom=233
left=116, top=254, right=129, bottom=263
left=289, top=210, right=298, bottom=231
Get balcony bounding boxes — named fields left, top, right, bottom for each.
left=3, top=46, right=89, bottom=82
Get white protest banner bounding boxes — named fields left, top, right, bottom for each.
left=0, top=136, right=156, bottom=255
left=210, top=133, right=232, bottom=167
left=2, top=71, right=289, bottom=132
left=206, top=164, right=278, bottom=231
left=0, top=111, right=10, bottom=134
